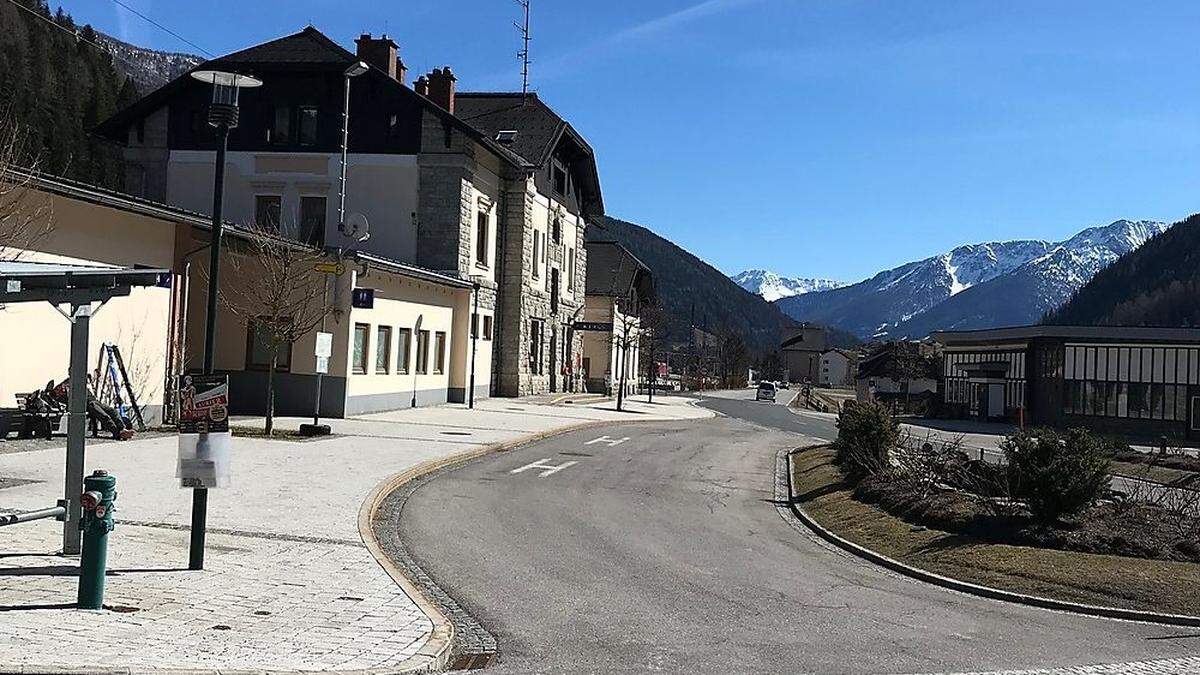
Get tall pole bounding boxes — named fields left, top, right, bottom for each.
left=191, top=122, right=229, bottom=571
left=469, top=281, right=479, bottom=408
left=339, top=73, right=351, bottom=228
left=61, top=304, right=90, bottom=555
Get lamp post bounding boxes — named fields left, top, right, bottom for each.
left=338, top=61, right=369, bottom=230
left=306, top=61, right=369, bottom=436
left=468, top=279, right=481, bottom=409
left=187, top=69, right=262, bottom=572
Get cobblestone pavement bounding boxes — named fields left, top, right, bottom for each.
left=0, top=395, right=709, bottom=672
left=929, top=656, right=1200, bottom=674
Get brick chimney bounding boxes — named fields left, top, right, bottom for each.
left=396, top=57, right=407, bottom=86
left=413, top=75, right=430, bottom=97
left=426, top=67, right=457, bottom=114
left=355, top=33, right=399, bottom=80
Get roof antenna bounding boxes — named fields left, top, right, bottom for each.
left=515, top=0, right=532, bottom=103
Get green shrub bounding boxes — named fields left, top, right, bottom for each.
left=835, top=401, right=899, bottom=481
left=1002, top=427, right=1112, bottom=524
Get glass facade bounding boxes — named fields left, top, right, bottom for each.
left=1063, top=345, right=1199, bottom=422
left=943, top=350, right=1027, bottom=410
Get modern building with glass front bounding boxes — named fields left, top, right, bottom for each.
left=933, top=325, right=1200, bottom=444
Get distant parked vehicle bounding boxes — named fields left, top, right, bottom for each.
left=756, top=381, right=777, bottom=402
left=777, top=381, right=790, bottom=390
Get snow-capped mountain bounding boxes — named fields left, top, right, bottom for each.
left=777, top=219, right=1169, bottom=339
left=96, top=32, right=202, bottom=95
left=732, top=269, right=845, bottom=302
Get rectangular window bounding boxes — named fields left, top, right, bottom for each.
left=552, top=215, right=562, bottom=243
left=1119, top=347, right=1130, bottom=382
left=1193, top=396, right=1200, bottom=432
left=532, top=231, right=541, bottom=279
left=353, top=323, right=370, bottom=375
left=434, top=332, right=447, bottom=374
left=272, top=105, right=292, bottom=145
left=567, top=247, right=575, bottom=290
left=529, top=319, right=544, bottom=374
left=1175, top=385, right=1189, bottom=422
left=255, top=195, right=282, bottom=233
left=482, top=315, right=493, bottom=341
left=299, top=196, right=327, bottom=246
left=1129, top=382, right=1150, bottom=418
left=396, top=328, right=411, bottom=374
left=375, top=326, right=392, bottom=374
left=416, top=330, right=430, bottom=374
left=298, top=106, right=318, bottom=146
left=388, top=113, right=400, bottom=139
left=476, top=211, right=490, bottom=267
left=246, top=319, right=292, bottom=370
left=553, top=163, right=567, bottom=196
left=1106, top=348, right=1118, bottom=382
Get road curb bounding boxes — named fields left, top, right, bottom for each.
left=780, top=446, right=1200, bottom=629
left=357, top=412, right=703, bottom=672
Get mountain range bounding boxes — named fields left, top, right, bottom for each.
left=1048, top=214, right=1197, bottom=327
left=731, top=270, right=844, bottom=302
left=763, top=219, right=1168, bottom=340
left=96, top=32, right=201, bottom=95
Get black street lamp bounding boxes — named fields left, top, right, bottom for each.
left=187, top=69, right=262, bottom=571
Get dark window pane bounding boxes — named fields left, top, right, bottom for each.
left=272, top=106, right=291, bottom=145
left=256, top=195, right=282, bottom=232
left=353, top=324, right=369, bottom=374
left=299, top=196, right=327, bottom=246
left=298, top=106, right=318, bottom=146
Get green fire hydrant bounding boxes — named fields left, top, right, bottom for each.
left=77, top=469, right=116, bottom=610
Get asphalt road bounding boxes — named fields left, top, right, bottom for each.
left=398, top=391, right=1196, bottom=674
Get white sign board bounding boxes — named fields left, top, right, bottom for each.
left=315, top=332, right=333, bottom=358
left=315, top=356, right=330, bottom=375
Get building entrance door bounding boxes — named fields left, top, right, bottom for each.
left=1191, top=396, right=1200, bottom=435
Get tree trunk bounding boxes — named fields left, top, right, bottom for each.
left=265, top=352, right=277, bottom=436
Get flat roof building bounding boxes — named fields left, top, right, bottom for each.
left=933, top=325, right=1200, bottom=444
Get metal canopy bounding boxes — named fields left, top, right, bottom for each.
left=1, top=262, right=167, bottom=305
left=0, top=261, right=168, bottom=554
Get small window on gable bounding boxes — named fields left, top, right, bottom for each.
left=388, top=113, right=400, bottom=139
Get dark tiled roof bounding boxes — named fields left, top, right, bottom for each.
left=94, top=28, right=525, bottom=170
left=455, top=93, right=563, bottom=167
left=456, top=92, right=604, bottom=216
left=585, top=240, right=652, bottom=301
left=206, top=26, right=352, bottom=66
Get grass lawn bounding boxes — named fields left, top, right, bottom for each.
left=791, top=446, right=1200, bottom=616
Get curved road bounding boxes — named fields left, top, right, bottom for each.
left=399, top=391, right=1196, bottom=673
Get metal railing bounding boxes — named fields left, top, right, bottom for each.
left=0, top=501, right=67, bottom=527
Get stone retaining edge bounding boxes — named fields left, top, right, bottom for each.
left=781, top=446, right=1200, bottom=629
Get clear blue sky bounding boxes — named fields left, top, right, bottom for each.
left=62, top=0, right=1200, bottom=282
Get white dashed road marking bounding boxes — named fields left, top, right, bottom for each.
left=585, top=435, right=630, bottom=447
left=510, top=458, right=579, bottom=477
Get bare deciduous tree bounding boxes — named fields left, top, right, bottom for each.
left=0, top=118, right=52, bottom=262
left=219, top=222, right=332, bottom=435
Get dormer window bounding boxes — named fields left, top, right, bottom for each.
left=495, top=130, right=518, bottom=144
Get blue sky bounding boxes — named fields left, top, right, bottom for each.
left=62, top=1, right=1200, bottom=282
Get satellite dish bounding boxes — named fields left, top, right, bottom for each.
left=343, top=212, right=371, bottom=242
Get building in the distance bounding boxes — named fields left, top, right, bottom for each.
left=933, top=325, right=1200, bottom=442
left=781, top=324, right=827, bottom=384
left=580, top=240, right=653, bottom=396
left=818, top=348, right=855, bottom=387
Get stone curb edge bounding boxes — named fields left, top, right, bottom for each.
left=780, top=445, right=1200, bottom=630
left=356, top=408, right=714, bottom=673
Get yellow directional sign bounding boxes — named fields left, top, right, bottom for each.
left=314, top=262, right=345, bottom=275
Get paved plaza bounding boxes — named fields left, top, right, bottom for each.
left=0, top=395, right=709, bottom=673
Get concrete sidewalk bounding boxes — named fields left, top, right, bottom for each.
left=0, top=394, right=710, bottom=673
